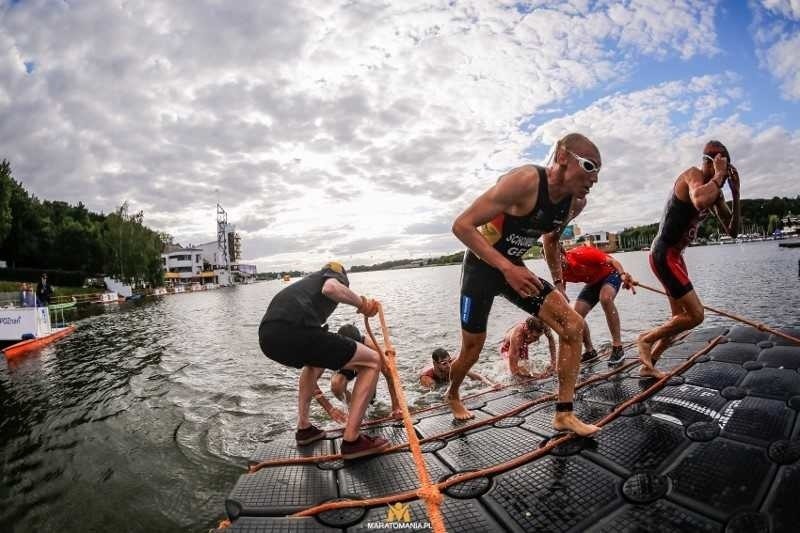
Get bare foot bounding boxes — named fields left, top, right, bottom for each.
left=639, top=366, right=667, bottom=379
left=553, top=412, right=600, bottom=437
left=637, top=335, right=665, bottom=378
left=447, top=396, right=475, bottom=420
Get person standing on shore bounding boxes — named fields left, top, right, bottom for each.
left=449, top=132, right=602, bottom=437
left=556, top=242, right=636, bottom=366
left=637, top=141, right=741, bottom=377
left=258, top=262, right=391, bottom=459
left=19, top=283, right=37, bottom=307
left=36, top=273, right=53, bottom=306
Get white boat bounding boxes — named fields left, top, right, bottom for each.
left=1, top=306, right=75, bottom=359
left=92, top=291, right=120, bottom=305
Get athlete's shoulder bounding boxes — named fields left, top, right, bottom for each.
left=675, top=167, right=701, bottom=199
left=500, top=164, right=541, bottom=186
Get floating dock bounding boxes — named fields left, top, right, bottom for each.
left=218, top=325, right=800, bottom=532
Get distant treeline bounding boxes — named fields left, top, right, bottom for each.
left=350, top=251, right=465, bottom=272
left=256, top=270, right=305, bottom=280
left=0, top=159, right=167, bottom=286
left=618, top=196, right=800, bottom=246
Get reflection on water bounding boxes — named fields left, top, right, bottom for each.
left=0, top=241, right=798, bottom=531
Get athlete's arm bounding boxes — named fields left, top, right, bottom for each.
left=379, top=364, right=402, bottom=415
left=507, top=330, right=525, bottom=375
left=321, top=278, right=377, bottom=315
left=608, top=256, right=636, bottom=292
left=541, top=232, right=562, bottom=285
left=543, top=197, right=586, bottom=296
left=452, top=166, right=543, bottom=297
left=466, top=370, right=497, bottom=386
left=419, top=374, right=436, bottom=390
left=710, top=165, right=741, bottom=238
left=313, top=387, right=348, bottom=424
left=687, top=155, right=728, bottom=210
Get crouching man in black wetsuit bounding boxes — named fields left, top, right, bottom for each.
left=637, top=141, right=741, bottom=378
left=450, top=133, right=602, bottom=437
left=258, top=262, right=391, bottom=460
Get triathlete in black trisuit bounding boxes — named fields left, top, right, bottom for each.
left=638, top=141, right=741, bottom=378
left=450, top=132, right=602, bottom=437
left=459, top=165, right=572, bottom=333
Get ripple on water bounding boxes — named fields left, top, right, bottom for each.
left=0, top=242, right=797, bottom=531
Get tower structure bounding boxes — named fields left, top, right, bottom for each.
left=216, top=203, right=232, bottom=285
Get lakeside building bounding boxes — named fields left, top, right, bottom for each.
left=560, top=224, right=582, bottom=247
left=578, top=230, right=619, bottom=252
left=161, top=224, right=256, bottom=286
left=161, top=244, right=212, bottom=285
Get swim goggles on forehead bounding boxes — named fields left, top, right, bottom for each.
left=567, top=150, right=600, bottom=173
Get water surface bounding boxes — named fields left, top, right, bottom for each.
left=0, top=241, right=798, bottom=531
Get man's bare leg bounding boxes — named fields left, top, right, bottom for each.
left=574, top=299, right=594, bottom=353
left=340, top=344, right=381, bottom=441
left=298, top=366, right=326, bottom=429
left=599, top=284, right=622, bottom=346
left=638, top=291, right=704, bottom=378
left=539, top=292, right=600, bottom=437
left=650, top=299, right=681, bottom=359
left=447, top=330, right=485, bottom=420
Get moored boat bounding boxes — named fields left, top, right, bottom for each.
left=48, top=297, right=77, bottom=311
left=91, top=291, right=120, bottom=305
left=1, top=306, right=75, bottom=359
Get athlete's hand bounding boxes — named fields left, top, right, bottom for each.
left=357, top=296, right=379, bottom=317
left=713, top=154, right=729, bottom=183
left=503, top=264, right=543, bottom=298
left=328, top=406, right=348, bottom=424
left=621, top=272, right=636, bottom=294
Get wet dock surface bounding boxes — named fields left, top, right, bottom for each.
left=218, top=325, right=800, bottom=532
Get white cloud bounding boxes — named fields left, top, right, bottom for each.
left=532, top=74, right=800, bottom=232
left=0, top=1, right=795, bottom=272
left=764, top=33, right=800, bottom=99
left=752, top=0, right=800, bottom=100
left=759, top=0, right=800, bottom=20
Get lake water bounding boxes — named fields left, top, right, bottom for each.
left=1, top=241, right=798, bottom=532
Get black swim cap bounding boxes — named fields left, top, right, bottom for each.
left=337, top=323, right=363, bottom=343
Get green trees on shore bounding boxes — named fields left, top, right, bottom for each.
left=0, top=159, right=166, bottom=286
left=618, top=197, right=800, bottom=247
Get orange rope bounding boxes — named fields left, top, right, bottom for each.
left=634, top=281, right=800, bottom=345
left=364, top=302, right=446, bottom=533
left=292, top=335, right=721, bottom=518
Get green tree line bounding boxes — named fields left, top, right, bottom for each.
left=0, top=159, right=167, bottom=286
left=618, top=196, right=800, bottom=247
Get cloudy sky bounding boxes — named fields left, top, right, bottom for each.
left=2, top=0, right=799, bottom=271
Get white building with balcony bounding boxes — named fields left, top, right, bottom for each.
left=161, top=245, right=206, bottom=285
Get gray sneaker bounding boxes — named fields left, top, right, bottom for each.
left=608, top=345, right=625, bottom=365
